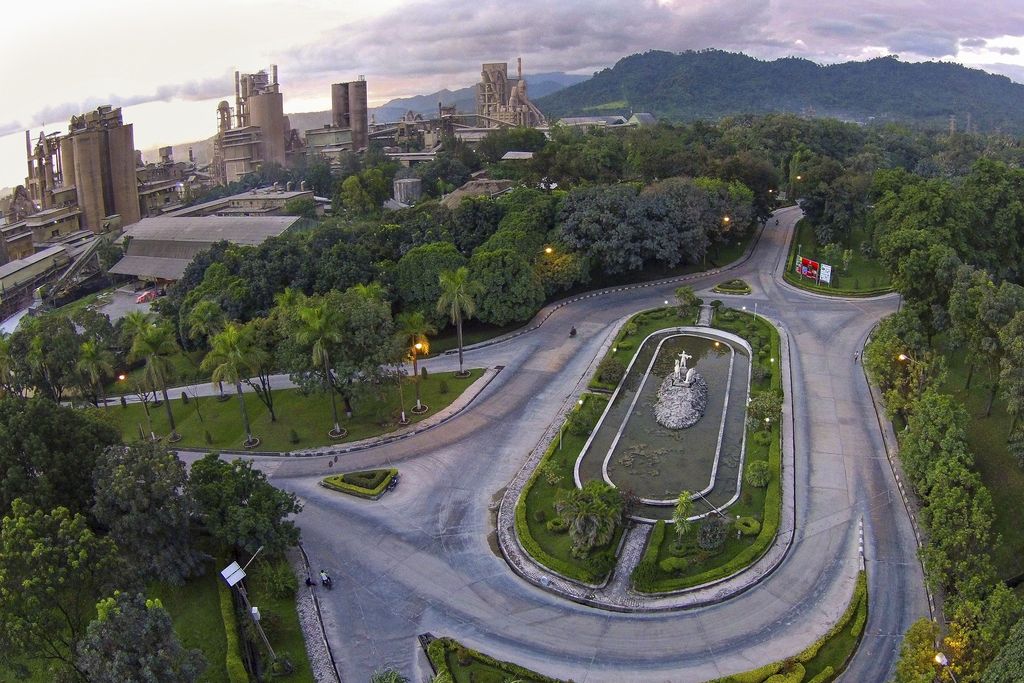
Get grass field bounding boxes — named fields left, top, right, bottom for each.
left=939, top=350, right=1024, bottom=580
left=112, top=369, right=483, bottom=451
left=786, top=220, right=891, bottom=294
left=152, top=561, right=231, bottom=683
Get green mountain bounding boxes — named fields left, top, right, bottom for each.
left=536, top=50, right=1024, bottom=132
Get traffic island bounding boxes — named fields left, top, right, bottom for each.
left=320, top=468, right=398, bottom=500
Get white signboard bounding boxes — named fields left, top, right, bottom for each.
left=819, top=263, right=833, bottom=285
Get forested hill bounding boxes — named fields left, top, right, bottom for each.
left=535, top=50, right=1024, bottom=132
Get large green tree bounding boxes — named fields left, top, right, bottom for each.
left=0, top=500, right=121, bottom=679
left=394, top=242, right=466, bottom=327
left=91, top=443, right=201, bottom=585
left=77, top=592, right=206, bottom=683
left=0, top=397, right=119, bottom=516
left=468, top=248, right=545, bottom=326
left=188, top=454, right=302, bottom=556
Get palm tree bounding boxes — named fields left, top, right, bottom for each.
left=202, top=324, right=259, bottom=448
left=130, top=322, right=182, bottom=442
left=437, top=267, right=483, bottom=377
left=120, top=310, right=153, bottom=340
left=77, top=339, right=115, bottom=408
left=554, top=481, right=622, bottom=558
left=187, top=300, right=227, bottom=398
left=0, top=333, right=16, bottom=396
left=395, top=311, right=436, bottom=413
left=295, top=301, right=346, bottom=437
left=672, top=490, right=694, bottom=542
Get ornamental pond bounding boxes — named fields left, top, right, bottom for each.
left=575, top=329, right=751, bottom=521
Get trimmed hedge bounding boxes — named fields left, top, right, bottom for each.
left=707, top=571, right=868, bottom=683
left=764, top=664, right=805, bottom=682
left=217, top=576, right=249, bottom=683
left=713, top=278, right=753, bottom=295
left=427, top=637, right=561, bottom=683
left=735, top=516, right=761, bottom=536
left=321, top=468, right=397, bottom=499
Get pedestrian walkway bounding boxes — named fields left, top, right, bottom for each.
left=696, top=304, right=713, bottom=326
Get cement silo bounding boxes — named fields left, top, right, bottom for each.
left=331, top=83, right=350, bottom=128
left=249, top=89, right=286, bottom=167
left=348, top=79, right=368, bottom=151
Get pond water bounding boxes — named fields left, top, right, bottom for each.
left=576, top=329, right=750, bottom=520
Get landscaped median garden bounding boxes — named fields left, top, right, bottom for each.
left=632, top=307, right=784, bottom=592
left=111, top=369, right=483, bottom=451
left=426, top=637, right=561, bottom=683
left=713, top=278, right=753, bottom=295
left=321, top=468, right=398, bottom=499
left=514, top=297, right=786, bottom=592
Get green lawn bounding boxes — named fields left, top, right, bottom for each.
left=53, top=286, right=115, bottom=316
left=246, top=558, right=315, bottom=682
left=939, top=350, right=1024, bottom=579
left=109, top=349, right=207, bottom=396
left=111, top=369, right=483, bottom=451
left=785, top=219, right=891, bottom=295
left=152, top=560, right=230, bottom=683
left=429, top=321, right=522, bottom=356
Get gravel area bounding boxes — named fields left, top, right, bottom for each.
left=289, top=548, right=341, bottom=683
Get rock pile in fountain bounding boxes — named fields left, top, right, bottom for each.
left=654, top=370, right=708, bottom=429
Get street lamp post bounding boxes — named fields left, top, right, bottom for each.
left=935, top=652, right=958, bottom=683
left=411, top=342, right=426, bottom=413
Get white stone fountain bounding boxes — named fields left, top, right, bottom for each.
left=654, top=349, right=708, bottom=429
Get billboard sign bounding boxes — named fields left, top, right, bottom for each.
left=796, top=256, right=819, bottom=280
left=819, top=263, right=833, bottom=285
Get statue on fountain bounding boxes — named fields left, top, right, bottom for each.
left=655, top=346, right=708, bottom=429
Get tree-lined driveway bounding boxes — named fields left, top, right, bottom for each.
left=246, top=207, right=927, bottom=682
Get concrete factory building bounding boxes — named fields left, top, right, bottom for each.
left=305, top=77, right=370, bottom=167
left=213, top=66, right=292, bottom=184
left=108, top=215, right=301, bottom=282
left=24, top=105, right=141, bottom=233
left=476, top=59, right=546, bottom=128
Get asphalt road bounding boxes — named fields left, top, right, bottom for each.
left=222, top=208, right=927, bottom=682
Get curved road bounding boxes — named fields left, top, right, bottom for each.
left=244, top=208, right=927, bottom=682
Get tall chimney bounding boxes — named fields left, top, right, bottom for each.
left=25, top=130, right=31, bottom=180
left=518, top=57, right=522, bottom=80
left=271, top=64, right=278, bottom=85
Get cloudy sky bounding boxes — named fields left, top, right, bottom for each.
left=1, top=0, right=1023, bottom=187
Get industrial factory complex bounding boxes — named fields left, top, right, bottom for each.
left=0, top=58, right=651, bottom=322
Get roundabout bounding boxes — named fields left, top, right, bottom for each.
left=203, top=207, right=928, bottom=682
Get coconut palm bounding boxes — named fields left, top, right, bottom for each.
left=77, top=339, right=115, bottom=408
left=672, top=490, right=694, bottom=541
left=554, top=481, right=622, bottom=558
left=437, top=267, right=483, bottom=377
left=120, top=310, right=153, bottom=340
left=295, top=301, right=346, bottom=437
left=0, top=333, right=16, bottom=396
left=395, top=311, right=436, bottom=413
left=202, top=324, right=260, bottom=448
left=187, top=300, right=227, bottom=397
left=130, top=322, right=181, bottom=441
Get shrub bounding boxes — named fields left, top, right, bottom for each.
left=746, top=460, right=771, bottom=487
left=659, top=557, right=689, bottom=574
left=698, top=518, right=727, bottom=550
left=623, top=321, right=638, bottom=336
left=566, top=396, right=604, bottom=436
left=421, top=366, right=428, bottom=379
left=218, top=580, right=248, bottom=683
left=596, top=356, right=627, bottom=385
left=806, top=667, right=834, bottom=683
left=711, top=300, right=723, bottom=309
left=252, top=559, right=298, bottom=599
left=751, top=364, right=770, bottom=383
left=545, top=517, right=569, bottom=533
left=120, top=396, right=127, bottom=408
left=181, top=391, right=189, bottom=404
left=764, top=663, right=805, bottom=682
left=438, top=379, right=449, bottom=395
left=735, top=517, right=761, bottom=536
left=668, top=541, right=688, bottom=557
left=204, top=430, right=213, bottom=446
left=533, top=509, right=547, bottom=523
left=288, top=429, right=300, bottom=444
